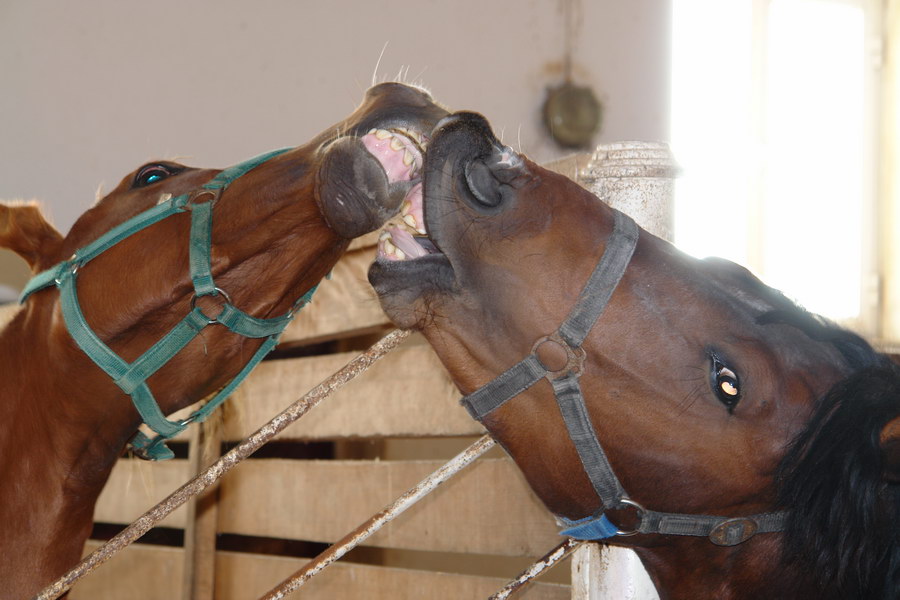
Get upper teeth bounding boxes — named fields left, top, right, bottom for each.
left=367, top=128, right=425, bottom=178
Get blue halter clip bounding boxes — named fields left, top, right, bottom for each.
left=20, top=148, right=318, bottom=460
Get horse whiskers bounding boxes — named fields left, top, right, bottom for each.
left=371, top=42, right=389, bottom=88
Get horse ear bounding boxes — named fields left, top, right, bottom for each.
left=0, top=202, right=63, bottom=271
left=881, top=414, right=900, bottom=484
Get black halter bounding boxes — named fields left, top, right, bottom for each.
left=461, top=209, right=786, bottom=546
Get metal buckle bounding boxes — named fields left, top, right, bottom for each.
left=608, top=498, right=645, bottom=537
left=708, top=517, right=759, bottom=546
left=191, top=287, right=232, bottom=324
left=531, top=331, right=587, bottom=379
left=54, top=254, right=81, bottom=286
left=186, top=187, right=222, bottom=208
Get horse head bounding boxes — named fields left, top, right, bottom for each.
left=0, top=82, right=446, bottom=597
left=369, top=112, right=900, bottom=599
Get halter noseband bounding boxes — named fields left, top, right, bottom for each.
left=20, top=148, right=318, bottom=461
left=461, top=209, right=786, bottom=546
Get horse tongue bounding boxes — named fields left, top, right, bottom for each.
left=389, top=228, right=428, bottom=259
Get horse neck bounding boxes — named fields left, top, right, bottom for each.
left=0, top=304, right=134, bottom=597
left=632, top=535, right=816, bottom=600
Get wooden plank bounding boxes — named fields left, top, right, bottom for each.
left=215, top=551, right=570, bottom=600
left=348, top=229, right=379, bottom=251
left=226, top=336, right=482, bottom=440
left=281, top=247, right=390, bottom=345
left=70, top=542, right=183, bottom=600
left=216, top=458, right=562, bottom=557
left=181, top=421, right=223, bottom=600
left=93, top=458, right=191, bottom=528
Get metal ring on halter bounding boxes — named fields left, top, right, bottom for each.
left=55, top=254, right=80, bottom=286
left=190, top=287, right=233, bottom=324
left=186, top=187, right=222, bottom=207
left=611, top=498, right=645, bottom=537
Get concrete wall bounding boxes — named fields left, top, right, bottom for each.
left=0, top=0, right=672, bottom=297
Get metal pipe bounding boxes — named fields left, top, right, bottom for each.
left=489, top=538, right=582, bottom=600
left=258, top=434, right=497, bottom=600
left=33, top=328, right=412, bottom=600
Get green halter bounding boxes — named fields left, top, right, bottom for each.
left=20, top=148, right=318, bottom=460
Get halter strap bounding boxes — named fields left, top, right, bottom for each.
left=20, top=147, right=318, bottom=460
left=461, top=209, right=786, bottom=546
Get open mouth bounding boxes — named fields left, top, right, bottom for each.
left=360, top=127, right=442, bottom=262
left=361, top=127, right=427, bottom=183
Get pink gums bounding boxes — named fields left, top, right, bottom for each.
left=361, top=132, right=421, bottom=183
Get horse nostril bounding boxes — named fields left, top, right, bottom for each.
left=464, top=159, right=503, bottom=207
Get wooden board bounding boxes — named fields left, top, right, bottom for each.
left=281, top=247, right=390, bottom=344
left=225, top=336, right=483, bottom=440
left=70, top=543, right=569, bottom=600
left=216, top=458, right=562, bottom=557
left=93, top=458, right=191, bottom=528
left=71, top=542, right=183, bottom=600
left=216, top=551, right=571, bottom=600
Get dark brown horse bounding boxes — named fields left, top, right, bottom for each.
left=0, top=82, right=446, bottom=599
left=369, top=112, right=900, bottom=599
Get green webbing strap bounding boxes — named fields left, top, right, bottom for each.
left=189, top=199, right=216, bottom=296
left=19, top=147, right=318, bottom=461
left=201, top=147, right=290, bottom=190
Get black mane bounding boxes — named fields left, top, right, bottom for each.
left=776, top=359, right=900, bottom=599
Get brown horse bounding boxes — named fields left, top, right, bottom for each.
left=369, top=112, right=900, bottom=599
left=0, top=82, right=446, bottom=599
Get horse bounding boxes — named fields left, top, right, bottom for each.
left=0, top=82, right=446, bottom=599
left=368, top=111, right=900, bottom=599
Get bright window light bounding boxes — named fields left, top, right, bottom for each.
left=671, top=0, right=870, bottom=321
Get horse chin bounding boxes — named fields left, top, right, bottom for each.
left=366, top=252, right=453, bottom=328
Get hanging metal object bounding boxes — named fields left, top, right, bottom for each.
left=543, top=0, right=602, bottom=149
left=543, top=81, right=602, bottom=148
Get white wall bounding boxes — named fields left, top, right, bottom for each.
left=0, top=0, right=671, bottom=293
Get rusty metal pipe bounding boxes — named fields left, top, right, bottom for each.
left=258, top=434, right=497, bottom=600
left=33, top=328, right=412, bottom=600
left=489, top=538, right=582, bottom=600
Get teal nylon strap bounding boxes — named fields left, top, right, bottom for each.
left=189, top=199, right=217, bottom=296
left=19, top=147, right=318, bottom=461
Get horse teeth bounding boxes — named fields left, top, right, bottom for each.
left=403, top=150, right=414, bottom=167
left=384, top=239, right=397, bottom=254
left=379, top=231, right=393, bottom=242
left=394, top=247, right=406, bottom=259
left=403, top=215, right=417, bottom=229
left=390, top=136, right=404, bottom=151
left=368, top=128, right=377, bottom=135
left=375, top=129, right=392, bottom=140
left=400, top=200, right=411, bottom=216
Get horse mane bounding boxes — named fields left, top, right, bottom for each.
left=769, top=304, right=900, bottom=598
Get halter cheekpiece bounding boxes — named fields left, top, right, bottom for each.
left=20, top=148, right=318, bottom=461
left=460, top=209, right=787, bottom=546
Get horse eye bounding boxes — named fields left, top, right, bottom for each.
left=711, top=357, right=741, bottom=409
left=134, top=164, right=176, bottom=188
